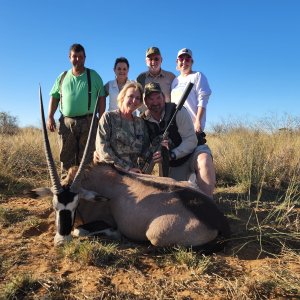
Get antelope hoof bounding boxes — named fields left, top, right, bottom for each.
left=73, top=227, right=90, bottom=237
left=54, top=233, right=72, bottom=246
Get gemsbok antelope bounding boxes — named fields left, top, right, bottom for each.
left=30, top=86, right=230, bottom=249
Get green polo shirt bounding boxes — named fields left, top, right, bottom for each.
left=50, top=68, right=105, bottom=117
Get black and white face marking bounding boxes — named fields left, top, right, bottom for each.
left=53, top=189, right=80, bottom=245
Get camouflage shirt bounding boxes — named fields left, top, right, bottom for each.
left=96, top=110, right=150, bottom=170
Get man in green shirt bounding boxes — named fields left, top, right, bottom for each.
left=48, top=44, right=105, bottom=176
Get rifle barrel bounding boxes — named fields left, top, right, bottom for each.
left=163, top=82, right=194, bottom=135
left=177, top=82, right=194, bottom=110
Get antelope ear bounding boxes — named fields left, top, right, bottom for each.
left=79, top=188, right=110, bottom=202
left=24, top=187, right=53, bottom=199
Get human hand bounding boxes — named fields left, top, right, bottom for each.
left=160, top=139, right=169, bottom=150
left=194, top=120, right=201, bottom=133
left=152, top=151, right=162, bottom=164
left=129, top=168, right=142, bottom=173
left=47, top=116, right=56, bottom=132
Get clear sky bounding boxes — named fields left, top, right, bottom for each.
left=0, top=0, right=299, bottom=130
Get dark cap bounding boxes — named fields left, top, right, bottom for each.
left=146, top=47, right=161, bottom=57
left=144, top=82, right=162, bottom=98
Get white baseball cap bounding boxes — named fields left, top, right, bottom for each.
left=177, top=48, right=193, bottom=58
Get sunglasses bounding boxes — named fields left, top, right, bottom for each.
left=147, top=57, right=160, bottom=62
left=178, top=56, right=192, bottom=62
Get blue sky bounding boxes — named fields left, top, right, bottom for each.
left=0, top=0, right=299, bottom=130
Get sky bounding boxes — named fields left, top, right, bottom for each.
left=0, top=0, right=299, bottom=130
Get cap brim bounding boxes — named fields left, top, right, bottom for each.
left=145, top=89, right=161, bottom=97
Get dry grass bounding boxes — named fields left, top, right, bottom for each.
left=0, top=127, right=59, bottom=195
left=210, top=129, right=300, bottom=191
left=0, top=121, right=299, bottom=299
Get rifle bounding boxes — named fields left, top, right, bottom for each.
left=141, top=82, right=194, bottom=175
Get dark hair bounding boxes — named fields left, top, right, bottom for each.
left=114, top=57, right=129, bottom=70
left=69, top=44, right=86, bottom=57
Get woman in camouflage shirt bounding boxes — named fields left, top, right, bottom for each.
left=95, top=81, right=162, bottom=173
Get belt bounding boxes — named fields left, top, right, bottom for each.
left=64, top=114, right=93, bottom=119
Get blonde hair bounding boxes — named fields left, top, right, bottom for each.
left=117, top=81, right=143, bottom=109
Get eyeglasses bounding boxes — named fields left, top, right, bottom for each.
left=147, top=57, right=160, bottom=62
left=178, top=56, right=192, bottom=62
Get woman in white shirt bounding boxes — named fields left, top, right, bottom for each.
left=105, top=57, right=131, bottom=111
left=171, top=48, right=211, bottom=134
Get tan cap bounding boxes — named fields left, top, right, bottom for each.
left=177, top=48, right=193, bottom=58
left=146, top=47, right=161, bottom=57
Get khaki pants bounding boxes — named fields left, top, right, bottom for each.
left=58, top=115, right=97, bottom=175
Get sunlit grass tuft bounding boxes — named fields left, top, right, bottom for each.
left=0, top=207, right=29, bottom=227
left=0, top=274, right=40, bottom=299
left=60, top=239, right=119, bottom=267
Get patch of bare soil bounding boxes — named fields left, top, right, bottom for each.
left=1, top=195, right=299, bottom=299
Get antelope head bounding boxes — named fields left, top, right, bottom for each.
left=39, top=86, right=98, bottom=245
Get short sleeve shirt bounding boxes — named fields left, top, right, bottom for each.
left=50, top=68, right=105, bottom=117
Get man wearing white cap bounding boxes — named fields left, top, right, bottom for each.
left=171, top=48, right=211, bottom=138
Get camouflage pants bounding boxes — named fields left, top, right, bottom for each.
left=58, top=115, right=97, bottom=175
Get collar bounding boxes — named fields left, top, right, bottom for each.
left=143, top=108, right=165, bottom=123
left=72, top=67, right=86, bottom=77
left=146, top=69, right=165, bottom=79
left=112, top=78, right=130, bottom=89
left=112, top=79, right=118, bottom=88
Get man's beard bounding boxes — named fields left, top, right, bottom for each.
left=149, top=105, right=161, bottom=113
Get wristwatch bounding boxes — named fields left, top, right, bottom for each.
left=169, top=151, right=176, bottom=160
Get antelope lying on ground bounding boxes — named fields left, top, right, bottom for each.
left=31, top=87, right=230, bottom=249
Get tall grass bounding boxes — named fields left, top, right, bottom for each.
left=209, top=120, right=300, bottom=200
left=1, top=119, right=299, bottom=202
left=0, top=127, right=59, bottom=192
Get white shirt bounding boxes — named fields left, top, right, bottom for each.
left=106, top=79, right=130, bottom=111
left=171, top=71, right=211, bottom=130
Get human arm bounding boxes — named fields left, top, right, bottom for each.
left=98, top=96, right=106, bottom=119
left=194, top=106, right=206, bottom=133
left=47, top=73, right=63, bottom=132
left=171, top=108, right=198, bottom=159
left=104, top=82, right=109, bottom=97
left=93, top=71, right=106, bottom=118
left=47, top=97, right=59, bottom=132
left=195, top=72, right=211, bottom=131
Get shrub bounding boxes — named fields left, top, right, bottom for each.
left=0, top=111, right=19, bottom=135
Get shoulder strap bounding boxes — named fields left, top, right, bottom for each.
left=59, top=69, right=92, bottom=112
left=86, top=68, right=92, bottom=110
left=59, top=71, right=67, bottom=110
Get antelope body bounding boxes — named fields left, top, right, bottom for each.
left=75, top=164, right=230, bottom=247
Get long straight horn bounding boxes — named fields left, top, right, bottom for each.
left=70, top=97, right=99, bottom=193
left=39, top=85, right=63, bottom=195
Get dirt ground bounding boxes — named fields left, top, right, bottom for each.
left=1, top=194, right=299, bottom=300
